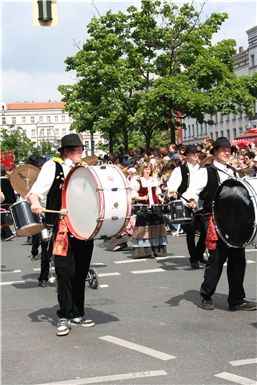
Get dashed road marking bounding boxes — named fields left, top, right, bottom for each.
left=156, top=255, right=186, bottom=260
left=229, top=358, right=257, bottom=366
left=245, top=249, right=257, bottom=253
left=0, top=280, right=26, bottom=286
left=0, top=269, right=21, bottom=273
left=36, top=370, right=167, bottom=385
left=99, top=284, right=109, bottom=288
left=115, top=259, right=147, bottom=264
left=131, top=268, right=165, bottom=274
left=98, top=272, right=121, bottom=277
left=99, top=335, right=176, bottom=361
left=214, top=372, right=257, bottom=385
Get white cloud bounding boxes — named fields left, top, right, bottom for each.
left=2, top=70, right=76, bottom=103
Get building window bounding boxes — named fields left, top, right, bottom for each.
left=2, top=117, right=6, bottom=124
left=12, top=117, right=16, bottom=125
left=47, top=116, right=51, bottom=123
left=226, top=114, right=230, bottom=122
left=188, top=125, right=191, bottom=138
left=40, top=129, right=44, bottom=137
left=226, top=130, right=230, bottom=140
left=62, top=115, right=65, bottom=123
left=31, top=129, right=36, bottom=137
left=239, top=126, right=243, bottom=134
left=233, top=128, right=237, bottom=138
left=31, top=116, right=35, bottom=124
left=215, top=131, right=219, bottom=139
left=210, top=132, right=213, bottom=140
left=215, top=113, right=218, bottom=124
left=192, top=124, right=195, bottom=137
left=204, top=122, right=208, bottom=135
left=239, top=111, right=242, bottom=120
left=232, top=113, right=236, bottom=121
left=39, top=116, right=43, bottom=123
left=55, top=116, right=58, bottom=122
left=220, top=130, right=224, bottom=137
left=22, top=116, right=26, bottom=123
left=220, top=114, right=223, bottom=123
left=55, top=128, right=59, bottom=137
left=250, top=54, right=255, bottom=67
left=47, top=128, right=51, bottom=136
left=62, top=128, right=66, bottom=135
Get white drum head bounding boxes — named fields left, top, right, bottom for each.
left=63, top=166, right=100, bottom=239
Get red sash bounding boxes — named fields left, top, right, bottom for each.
left=205, top=215, right=218, bottom=250
left=53, top=218, right=69, bottom=256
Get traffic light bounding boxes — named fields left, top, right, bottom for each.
left=33, top=0, right=57, bottom=27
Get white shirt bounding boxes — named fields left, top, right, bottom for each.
left=167, top=162, right=200, bottom=194
left=29, top=158, right=73, bottom=202
left=183, top=160, right=237, bottom=204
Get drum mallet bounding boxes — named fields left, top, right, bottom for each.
left=42, top=208, right=68, bottom=216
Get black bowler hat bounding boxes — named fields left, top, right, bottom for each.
left=210, top=137, right=231, bottom=155
left=58, top=133, right=84, bottom=151
left=184, top=144, right=198, bottom=155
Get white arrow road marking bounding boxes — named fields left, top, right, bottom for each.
left=36, top=370, right=167, bottom=385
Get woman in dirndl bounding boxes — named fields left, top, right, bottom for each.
left=131, top=162, right=167, bottom=258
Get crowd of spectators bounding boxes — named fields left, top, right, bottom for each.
left=98, top=137, right=257, bottom=180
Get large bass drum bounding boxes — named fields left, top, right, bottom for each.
left=213, top=177, right=257, bottom=248
left=62, top=165, right=132, bottom=240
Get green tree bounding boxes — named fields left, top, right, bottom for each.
left=59, top=0, right=257, bottom=150
left=0, top=127, right=38, bottom=164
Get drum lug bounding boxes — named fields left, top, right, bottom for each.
left=111, top=216, right=119, bottom=220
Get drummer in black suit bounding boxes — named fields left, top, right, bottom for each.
left=167, top=145, right=207, bottom=269
left=184, top=137, right=256, bottom=311
left=28, top=134, right=95, bottom=336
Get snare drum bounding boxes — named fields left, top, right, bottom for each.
left=168, top=199, right=194, bottom=224
left=62, top=165, right=132, bottom=240
left=10, top=199, right=43, bottom=237
left=133, top=204, right=148, bottom=214
left=0, top=209, right=13, bottom=227
left=213, top=177, right=257, bottom=248
left=151, top=204, right=168, bottom=214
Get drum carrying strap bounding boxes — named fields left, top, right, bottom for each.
left=53, top=218, right=69, bottom=256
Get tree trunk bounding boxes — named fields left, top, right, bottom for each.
left=90, top=131, right=94, bottom=155
left=122, top=127, right=129, bottom=153
left=108, top=130, right=114, bottom=153
left=144, top=127, right=152, bottom=150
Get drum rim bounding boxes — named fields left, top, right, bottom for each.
left=213, top=178, right=257, bottom=248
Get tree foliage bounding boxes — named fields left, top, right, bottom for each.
left=59, top=0, right=257, bottom=151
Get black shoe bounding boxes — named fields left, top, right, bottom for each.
left=201, top=298, right=215, bottom=310
left=229, top=301, right=257, bottom=311
left=191, top=262, right=200, bottom=269
left=39, top=280, right=47, bottom=287
left=198, top=258, right=207, bottom=265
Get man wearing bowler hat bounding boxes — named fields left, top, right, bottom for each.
left=167, top=144, right=207, bottom=268
left=184, top=137, right=256, bottom=311
left=28, top=133, right=95, bottom=336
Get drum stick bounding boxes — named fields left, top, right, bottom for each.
left=177, top=192, right=191, bottom=204
left=42, top=208, right=68, bottom=216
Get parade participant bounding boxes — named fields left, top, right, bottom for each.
left=184, top=137, right=257, bottom=311
left=130, top=162, right=167, bottom=258
left=26, top=154, right=51, bottom=288
left=167, top=145, right=207, bottom=268
left=28, top=133, right=95, bottom=336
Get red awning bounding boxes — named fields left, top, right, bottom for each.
left=230, top=128, right=257, bottom=148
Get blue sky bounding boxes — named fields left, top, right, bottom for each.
left=1, top=1, right=257, bottom=103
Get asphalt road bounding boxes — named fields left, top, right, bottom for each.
left=1, top=233, right=257, bottom=385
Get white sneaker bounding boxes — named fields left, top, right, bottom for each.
left=70, top=316, right=95, bottom=328
left=56, top=318, right=71, bottom=336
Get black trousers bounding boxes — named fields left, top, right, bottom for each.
left=200, top=239, right=246, bottom=306
left=54, top=236, right=94, bottom=319
left=183, top=215, right=207, bottom=263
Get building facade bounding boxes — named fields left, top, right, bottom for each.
left=0, top=101, right=106, bottom=157
left=182, top=25, right=257, bottom=144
